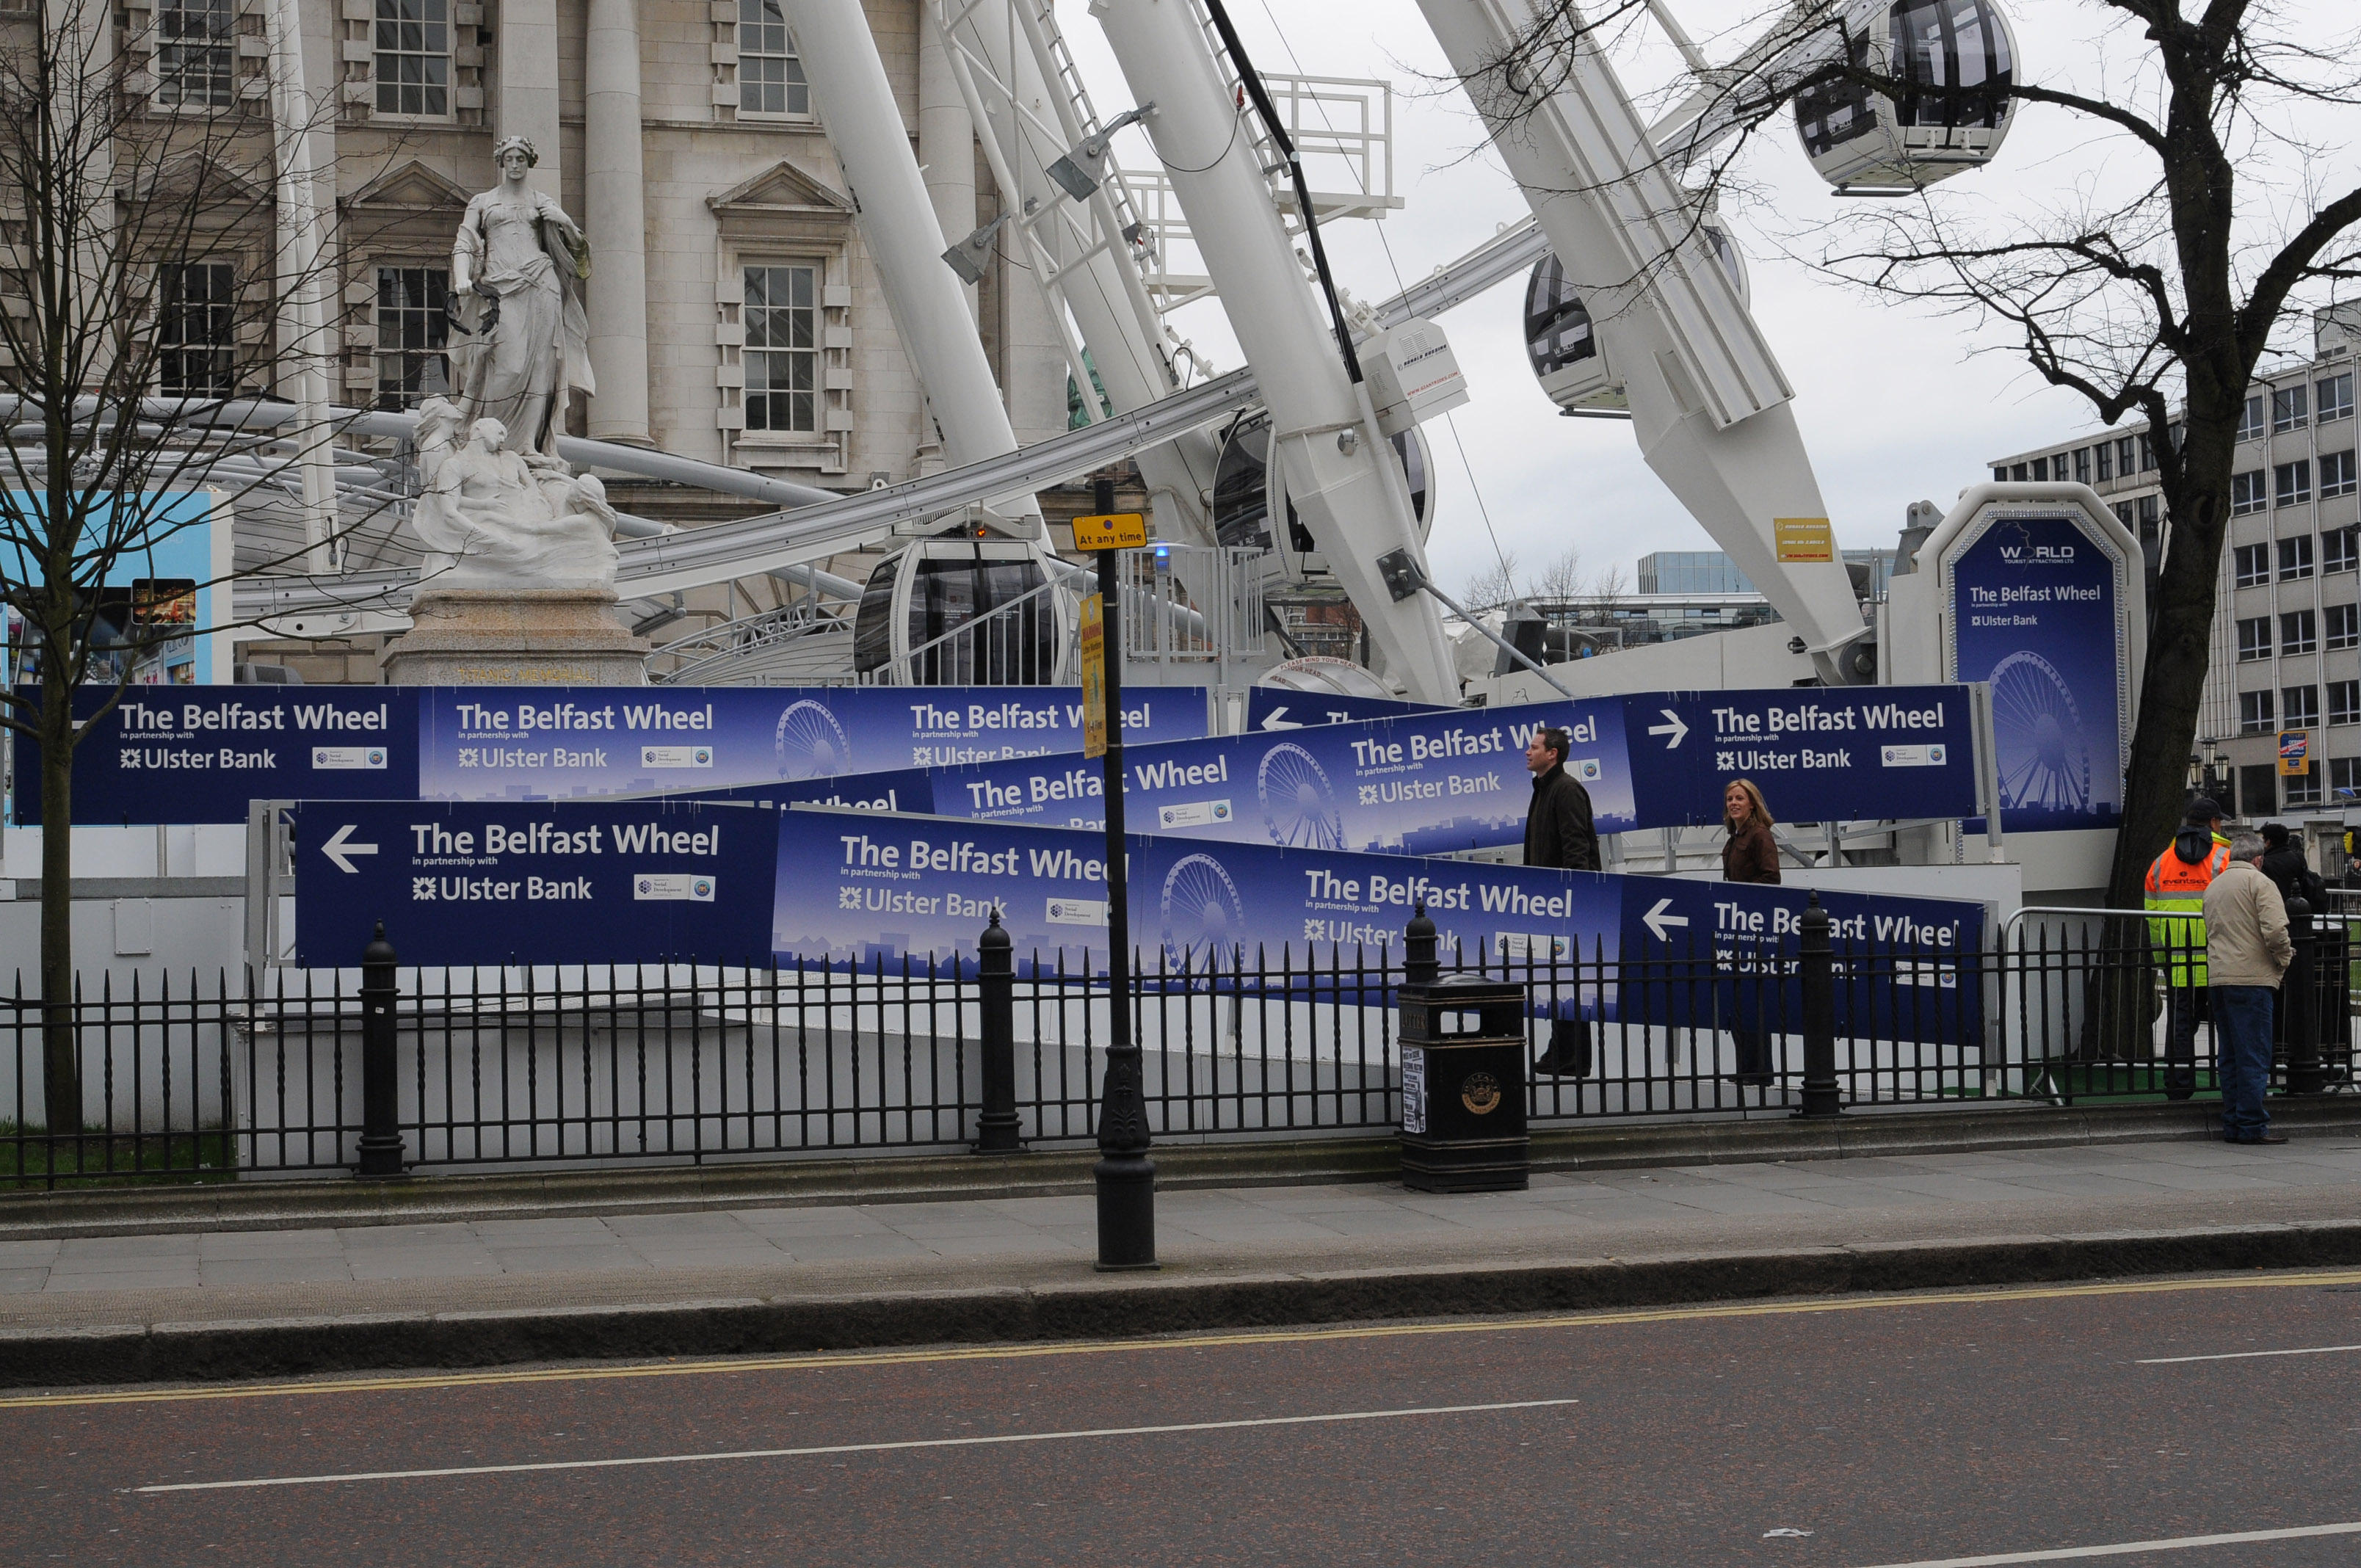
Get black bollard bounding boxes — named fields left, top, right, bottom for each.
left=2285, top=896, right=2326, bottom=1095
left=355, top=921, right=407, bottom=1178
left=974, top=910, right=1024, bottom=1153
left=1405, top=900, right=1438, bottom=987
left=1794, top=893, right=1842, bottom=1119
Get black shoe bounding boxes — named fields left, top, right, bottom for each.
left=1532, top=1051, right=1586, bottom=1078
left=2237, top=1132, right=2291, bottom=1145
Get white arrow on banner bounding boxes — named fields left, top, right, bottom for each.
left=1646, top=709, right=1689, bottom=748
left=321, top=822, right=379, bottom=874
left=1642, top=898, right=1691, bottom=943
left=1258, top=707, right=1303, bottom=730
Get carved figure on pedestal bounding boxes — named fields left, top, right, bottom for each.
left=409, top=407, right=619, bottom=591
left=449, top=136, right=593, bottom=457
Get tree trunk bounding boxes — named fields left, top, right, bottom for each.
left=37, top=660, right=78, bottom=1135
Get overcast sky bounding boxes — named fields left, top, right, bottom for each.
left=1058, top=0, right=2354, bottom=598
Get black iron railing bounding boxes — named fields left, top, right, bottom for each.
left=4, top=904, right=2351, bottom=1188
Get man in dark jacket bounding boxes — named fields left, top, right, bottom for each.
left=1526, top=727, right=1597, bottom=1075
left=2258, top=824, right=2326, bottom=910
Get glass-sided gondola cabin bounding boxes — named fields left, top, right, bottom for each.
left=1522, top=221, right=1744, bottom=417
left=852, top=536, right=1073, bottom=685
left=1211, top=412, right=1432, bottom=583
left=1794, top=0, right=2018, bottom=195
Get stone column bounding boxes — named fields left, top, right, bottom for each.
left=497, top=0, right=562, bottom=198
left=917, top=20, right=975, bottom=320
left=583, top=0, right=650, bottom=443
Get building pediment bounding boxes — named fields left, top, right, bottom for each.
left=708, top=160, right=855, bottom=222
left=123, top=150, right=268, bottom=211
left=344, top=159, right=476, bottom=216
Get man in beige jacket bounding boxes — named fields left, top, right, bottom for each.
left=2201, top=832, right=2293, bottom=1144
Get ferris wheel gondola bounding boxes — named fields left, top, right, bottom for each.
left=1211, top=413, right=1433, bottom=584
left=1793, top=0, right=2020, bottom=195
left=1257, top=741, right=1346, bottom=851
left=1159, top=852, right=1246, bottom=975
left=850, top=533, right=1073, bottom=686
left=1988, top=648, right=2091, bottom=817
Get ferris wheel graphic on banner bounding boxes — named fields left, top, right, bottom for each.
left=773, top=699, right=851, bottom=780
left=1989, top=650, right=2091, bottom=816
left=1160, top=852, right=1245, bottom=974
left=1258, top=741, right=1346, bottom=850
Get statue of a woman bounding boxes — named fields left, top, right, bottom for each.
left=450, top=135, right=594, bottom=457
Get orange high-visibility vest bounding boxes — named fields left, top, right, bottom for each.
left=2144, top=836, right=2232, bottom=985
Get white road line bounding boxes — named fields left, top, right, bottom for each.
left=137, top=1396, right=1581, bottom=1495
left=2138, top=1343, right=2361, bottom=1365
left=1853, top=1520, right=2361, bottom=1567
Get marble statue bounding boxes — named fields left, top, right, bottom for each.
left=449, top=135, right=593, bottom=457
left=408, top=400, right=620, bottom=590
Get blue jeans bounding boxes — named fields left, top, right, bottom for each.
left=2210, top=985, right=2275, bottom=1140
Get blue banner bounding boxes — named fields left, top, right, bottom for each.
left=13, top=688, right=419, bottom=825
left=416, top=684, right=1208, bottom=803
left=291, top=797, right=776, bottom=966
left=1244, top=688, right=1445, bottom=731
left=929, top=697, right=1634, bottom=853
left=771, top=809, right=1983, bottom=1045
left=1946, top=514, right=2128, bottom=831
left=1622, top=686, right=1979, bottom=829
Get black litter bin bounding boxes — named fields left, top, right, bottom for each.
left=1399, top=971, right=1529, bottom=1193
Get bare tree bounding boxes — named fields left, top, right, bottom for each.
left=1461, top=549, right=1524, bottom=609
left=0, top=1, right=396, bottom=1136
left=1452, top=0, right=2361, bottom=909
left=1586, top=560, right=1628, bottom=620
left=1531, top=542, right=1586, bottom=600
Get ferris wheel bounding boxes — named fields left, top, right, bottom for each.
left=1988, top=650, right=2092, bottom=816
left=773, top=699, right=852, bottom=780
left=1159, top=852, right=1246, bottom=974
left=1257, top=741, right=1346, bottom=850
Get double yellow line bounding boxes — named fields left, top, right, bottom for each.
left=8, top=1267, right=2356, bottom=1412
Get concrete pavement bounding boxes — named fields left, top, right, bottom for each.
left=8, top=1128, right=2361, bottom=1387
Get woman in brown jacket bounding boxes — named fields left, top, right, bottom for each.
left=1722, top=780, right=1779, bottom=1087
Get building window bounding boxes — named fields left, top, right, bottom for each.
left=157, top=263, right=235, bottom=396
left=2238, top=617, right=2272, bottom=661
left=2096, top=440, right=2114, bottom=482
left=2280, top=534, right=2314, bottom=580
left=2117, top=435, right=2136, bottom=476
left=2283, top=609, right=2318, bottom=654
left=740, top=1, right=810, bottom=116
left=2274, top=384, right=2310, bottom=433
left=2231, top=471, right=2267, bottom=515
left=2329, top=602, right=2360, bottom=650
left=156, top=0, right=234, bottom=109
left=2279, top=460, right=2314, bottom=508
left=2237, top=393, right=2267, bottom=443
left=2235, top=542, right=2271, bottom=587
left=2072, top=447, right=2091, bottom=484
left=373, top=266, right=449, bottom=410
left=2324, top=450, right=2358, bottom=500
left=2241, top=690, right=2276, bottom=734
left=1990, top=466, right=2006, bottom=484
left=744, top=264, right=818, bottom=432
left=2009, top=462, right=2027, bottom=481
left=2139, top=493, right=2161, bottom=535
left=375, top=1, right=451, bottom=117
left=2139, top=432, right=2157, bottom=471
left=2327, top=527, right=2360, bottom=575
left=2323, top=372, right=2355, bottom=425
left=2031, top=455, right=2049, bottom=482
left=2335, top=757, right=2361, bottom=801
left=2332, top=680, right=2361, bottom=727
left=2288, top=769, right=2323, bottom=807
left=2285, top=685, right=2321, bottom=727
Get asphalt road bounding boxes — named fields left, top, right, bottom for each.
left=7, top=1270, right=2361, bottom=1567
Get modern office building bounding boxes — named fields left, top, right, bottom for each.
left=1984, top=305, right=2361, bottom=821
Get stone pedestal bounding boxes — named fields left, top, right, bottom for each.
left=380, top=589, right=650, bottom=686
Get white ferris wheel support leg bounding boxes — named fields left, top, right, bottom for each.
left=1089, top=0, right=1460, bottom=705
left=1415, top=0, right=1872, bottom=683
left=780, top=0, right=1045, bottom=535
left=266, top=0, right=338, bottom=573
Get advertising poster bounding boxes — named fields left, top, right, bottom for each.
left=770, top=809, right=1981, bottom=1045
left=1244, top=688, right=1445, bottom=731
left=416, top=684, right=1209, bottom=803
left=1944, top=513, right=2128, bottom=831
left=291, top=797, right=775, bottom=966
left=1621, top=686, right=1979, bottom=829
left=1, top=490, right=228, bottom=689
left=13, top=687, right=420, bottom=825
left=924, top=697, right=1635, bottom=854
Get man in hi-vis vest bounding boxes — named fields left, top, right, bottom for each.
left=2144, top=796, right=2232, bottom=1098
